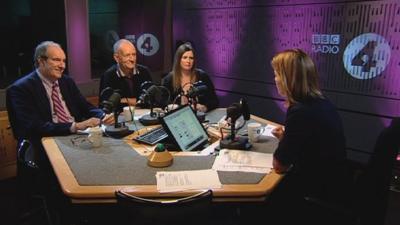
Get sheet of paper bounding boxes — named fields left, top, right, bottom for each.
left=156, top=169, right=222, bottom=193
left=212, top=149, right=273, bottom=173
left=261, top=124, right=278, bottom=137
left=198, top=140, right=220, bottom=155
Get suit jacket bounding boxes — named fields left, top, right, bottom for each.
left=161, top=68, right=219, bottom=111
left=6, top=71, right=104, bottom=142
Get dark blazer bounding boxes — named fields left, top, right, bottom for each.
left=99, top=64, right=153, bottom=104
left=273, top=96, right=348, bottom=204
left=6, top=71, right=104, bottom=141
left=161, top=68, right=219, bottom=111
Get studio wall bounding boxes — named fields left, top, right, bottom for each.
left=172, top=0, right=400, bottom=163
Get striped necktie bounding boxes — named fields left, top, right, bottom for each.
left=51, top=82, right=70, bottom=123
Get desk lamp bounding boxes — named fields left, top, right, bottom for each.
left=219, top=98, right=252, bottom=150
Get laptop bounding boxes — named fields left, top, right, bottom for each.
left=160, top=105, right=209, bottom=151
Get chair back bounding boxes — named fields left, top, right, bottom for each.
left=115, top=189, right=213, bottom=225
left=355, top=117, right=400, bottom=225
left=5, top=87, right=18, bottom=140
left=302, top=118, right=400, bottom=225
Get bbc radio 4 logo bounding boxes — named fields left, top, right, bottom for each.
left=343, top=33, right=391, bottom=80
left=312, top=34, right=340, bottom=54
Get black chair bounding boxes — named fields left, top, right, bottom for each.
left=304, top=117, right=400, bottom=225
left=6, top=89, right=54, bottom=225
left=115, top=189, right=213, bottom=225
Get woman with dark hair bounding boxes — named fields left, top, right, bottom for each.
left=161, top=43, right=218, bottom=112
left=267, top=49, right=350, bottom=224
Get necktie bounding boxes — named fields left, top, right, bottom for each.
left=51, top=82, right=70, bottom=123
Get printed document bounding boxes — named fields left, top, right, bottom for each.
left=156, top=169, right=222, bottom=193
left=262, top=124, right=278, bottom=137
left=212, top=149, right=273, bottom=173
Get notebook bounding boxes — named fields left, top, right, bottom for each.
left=160, top=105, right=209, bottom=151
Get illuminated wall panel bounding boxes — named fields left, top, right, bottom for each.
left=173, top=0, right=400, bottom=161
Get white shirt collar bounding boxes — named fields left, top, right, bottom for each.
left=36, top=69, right=57, bottom=87
left=116, top=65, right=139, bottom=78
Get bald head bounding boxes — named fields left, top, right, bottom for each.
left=113, top=39, right=137, bottom=74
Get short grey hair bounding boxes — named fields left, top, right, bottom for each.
left=113, top=39, right=134, bottom=54
left=33, top=41, right=62, bottom=68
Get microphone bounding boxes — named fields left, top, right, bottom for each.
left=185, top=81, right=208, bottom=122
left=220, top=98, right=251, bottom=150
left=186, top=81, right=207, bottom=98
left=101, top=91, right=121, bottom=114
left=137, top=81, right=155, bottom=106
left=100, top=88, right=132, bottom=138
left=139, top=85, right=170, bottom=126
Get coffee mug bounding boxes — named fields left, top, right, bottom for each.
left=123, top=106, right=135, bottom=122
left=247, top=122, right=265, bottom=143
left=87, top=127, right=103, bottom=148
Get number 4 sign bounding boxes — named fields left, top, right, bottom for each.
left=343, top=33, right=391, bottom=80
left=137, top=33, right=160, bottom=56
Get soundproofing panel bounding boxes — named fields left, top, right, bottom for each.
left=173, top=0, right=400, bottom=160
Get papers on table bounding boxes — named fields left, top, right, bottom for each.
left=212, top=149, right=273, bottom=173
left=261, top=124, right=278, bottom=137
left=155, top=150, right=274, bottom=192
left=156, top=169, right=222, bottom=193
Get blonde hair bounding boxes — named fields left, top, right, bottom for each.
left=271, top=49, right=322, bottom=106
left=171, top=43, right=197, bottom=92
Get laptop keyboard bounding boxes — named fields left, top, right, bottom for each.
left=133, top=126, right=168, bottom=145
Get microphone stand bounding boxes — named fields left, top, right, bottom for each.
left=189, top=97, right=205, bottom=122
left=139, top=102, right=161, bottom=126
left=219, top=117, right=251, bottom=150
left=105, top=108, right=132, bottom=138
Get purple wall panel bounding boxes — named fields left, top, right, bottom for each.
left=119, top=0, right=166, bottom=70
left=65, top=0, right=91, bottom=84
left=173, top=0, right=400, bottom=155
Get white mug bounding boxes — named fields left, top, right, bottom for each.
left=87, top=127, right=103, bottom=148
left=247, top=122, right=264, bottom=143
left=123, top=106, right=135, bottom=122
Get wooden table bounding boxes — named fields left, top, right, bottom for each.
left=42, top=109, right=283, bottom=204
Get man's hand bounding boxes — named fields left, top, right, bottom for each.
left=121, top=97, right=137, bottom=106
left=102, top=113, right=114, bottom=125
left=75, top=118, right=101, bottom=131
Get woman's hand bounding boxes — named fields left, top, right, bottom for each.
left=273, top=157, right=291, bottom=174
left=180, top=95, right=189, bottom=105
left=272, top=125, right=285, bottom=141
left=196, top=104, right=207, bottom=112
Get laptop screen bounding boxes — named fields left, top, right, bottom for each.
left=161, top=105, right=208, bottom=151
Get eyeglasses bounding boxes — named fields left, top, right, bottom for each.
left=70, top=136, right=91, bottom=147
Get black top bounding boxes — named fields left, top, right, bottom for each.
left=273, top=96, right=348, bottom=203
left=161, top=68, right=219, bottom=111
left=99, top=64, right=153, bottom=105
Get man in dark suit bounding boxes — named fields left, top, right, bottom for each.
left=99, top=39, right=153, bottom=108
left=6, top=41, right=113, bottom=167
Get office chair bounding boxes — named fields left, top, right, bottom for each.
left=304, top=117, right=400, bottom=225
left=6, top=90, right=54, bottom=225
left=115, top=189, right=213, bottom=225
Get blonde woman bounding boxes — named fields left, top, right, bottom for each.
left=268, top=49, right=349, bottom=224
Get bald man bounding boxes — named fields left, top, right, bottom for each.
left=99, top=39, right=153, bottom=107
